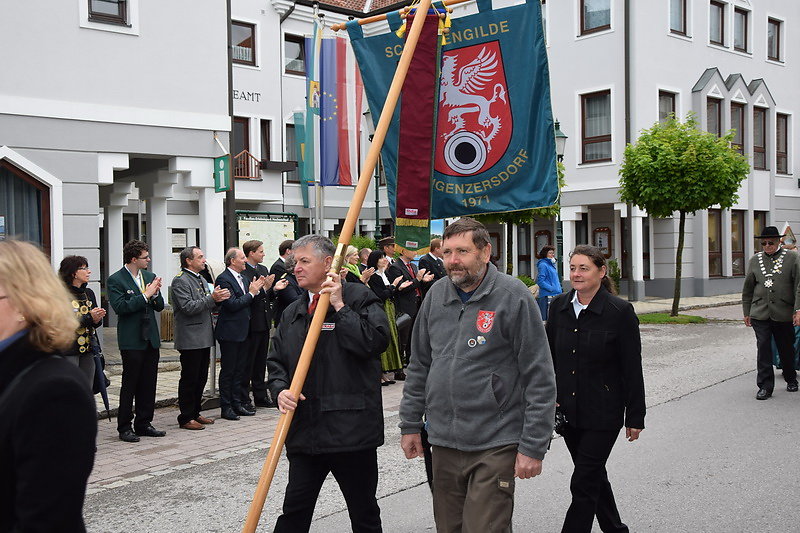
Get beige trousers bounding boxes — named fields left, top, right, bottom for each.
left=431, top=443, right=517, bottom=533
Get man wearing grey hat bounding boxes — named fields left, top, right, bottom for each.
left=742, top=226, right=800, bottom=400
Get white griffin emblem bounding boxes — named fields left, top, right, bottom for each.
left=440, top=47, right=507, bottom=151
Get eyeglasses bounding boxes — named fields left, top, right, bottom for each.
left=77, top=266, right=90, bottom=271
left=137, top=255, right=150, bottom=260
left=761, top=241, right=776, bottom=246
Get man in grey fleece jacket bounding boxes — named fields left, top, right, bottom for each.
left=399, top=217, right=556, bottom=532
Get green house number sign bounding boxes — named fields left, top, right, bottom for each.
left=214, top=155, right=231, bottom=192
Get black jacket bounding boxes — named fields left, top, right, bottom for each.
left=367, top=273, right=396, bottom=303
left=387, top=259, right=424, bottom=318
left=273, top=274, right=304, bottom=327
left=545, top=287, right=646, bottom=431
left=418, top=253, right=446, bottom=282
left=244, top=263, right=273, bottom=332
left=266, top=283, right=389, bottom=454
left=214, top=268, right=253, bottom=343
left=0, top=335, right=96, bottom=532
left=64, top=285, right=102, bottom=358
left=269, top=258, right=289, bottom=279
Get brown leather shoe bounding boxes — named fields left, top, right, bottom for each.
left=180, top=420, right=205, bottom=430
left=196, top=415, right=215, bottom=425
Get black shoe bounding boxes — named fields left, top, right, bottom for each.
left=119, top=430, right=140, bottom=443
left=234, top=405, right=256, bottom=416
left=788, top=382, right=799, bottom=392
left=243, top=402, right=256, bottom=411
left=756, top=388, right=772, bottom=400
left=221, top=407, right=240, bottom=421
left=394, top=371, right=406, bottom=381
left=135, top=425, right=166, bottom=437
left=254, top=398, right=272, bottom=408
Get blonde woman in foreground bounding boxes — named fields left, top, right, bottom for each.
left=0, top=240, right=97, bottom=532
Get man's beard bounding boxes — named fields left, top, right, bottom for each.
left=447, top=263, right=487, bottom=290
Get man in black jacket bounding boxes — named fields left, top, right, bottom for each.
left=269, top=239, right=295, bottom=279
left=242, top=240, right=275, bottom=409
left=267, top=235, right=389, bottom=533
left=215, top=248, right=264, bottom=420
left=418, top=238, right=446, bottom=291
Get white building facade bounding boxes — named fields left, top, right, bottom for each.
left=543, top=0, right=800, bottom=297
left=2, top=0, right=798, bottom=302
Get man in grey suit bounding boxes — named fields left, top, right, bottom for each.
left=743, top=226, right=800, bottom=400
left=171, top=247, right=231, bottom=429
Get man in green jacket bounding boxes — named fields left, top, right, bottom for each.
left=107, top=240, right=166, bottom=442
left=742, top=226, right=800, bottom=400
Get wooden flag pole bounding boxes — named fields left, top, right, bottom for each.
left=331, top=0, right=461, bottom=31
left=241, top=0, right=434, bottom=530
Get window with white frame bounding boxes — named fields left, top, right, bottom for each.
left=88, top=0, right=127, bottom=25
left=670, top=0, right=687, bottom=35
left=580, top=0, right=610, bottom=35
left=658, top=91, right=676, bottom=123
left=581, top=90, right=612, bottom=163
left=707, top=97, right=722, bottom=137
left=733, top=7, right=748, bottom=52
left=776, top=113, right=789, bottom=174
left=753, top=107, right=767, bottom=170
left=709, top=1, right=725, bottom=46
left=767, top=18, right=782, bottom=61
left=232, top=21, right=256, bottom=66
left=730, top=102, right=745, bottom=154
left=285, top=35, right=306, bottom=75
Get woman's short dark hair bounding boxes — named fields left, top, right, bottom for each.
left=570, top=244, right=617, bottom=295
left=538, top=245, right=555, bottom=259
left=58, top=255, right=88, bottom=286
left=366, top=250, right=386, bottom=270
left=123, top=240, right=149, bottom=264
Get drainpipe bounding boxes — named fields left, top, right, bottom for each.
left=225, top=0, right=238, bottom=249
left=279, top=2, right=298, bottom=213
left=624, top=0, right=637, bottom=301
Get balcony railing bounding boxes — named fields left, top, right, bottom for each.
left=234, top=150, right=261, bottom=180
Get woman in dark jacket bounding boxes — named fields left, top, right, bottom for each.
left=366, top=250, right=409, bottom=384
left=545, top=245, right=645, bottom=533
left=0, top=240, right=97, bottom=533
left=59, top=255, right=106, bottom=385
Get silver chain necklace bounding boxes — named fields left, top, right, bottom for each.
left=758, top=249, right=785, bottom=288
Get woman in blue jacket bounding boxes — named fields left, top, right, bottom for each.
left=536, top=245, right=562, bottom=321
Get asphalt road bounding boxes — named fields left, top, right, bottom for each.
left=86, top=306, right=789, bottom=532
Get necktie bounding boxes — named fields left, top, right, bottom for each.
left=308, top=293, right=320, bottom=315
left=237, top=274, right=246, bottom=294
left=406, top=262, right=421, bottom=297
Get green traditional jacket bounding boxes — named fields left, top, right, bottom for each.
left=107, top=266, right=165, bottom=350
left=742, top=249, right=800, bottom=322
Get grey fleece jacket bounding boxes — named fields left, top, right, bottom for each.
left=399, top=262, right=556, bottom=460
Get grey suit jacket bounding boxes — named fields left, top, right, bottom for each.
left=742, top=249, right=800, bottom=322
left=170, top=268, right=217, bottom=350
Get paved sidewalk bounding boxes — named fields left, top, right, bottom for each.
left=89, top=379, right=406, bottom=494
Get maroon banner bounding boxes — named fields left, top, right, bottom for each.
left=395, top=12, right=441, bottom=254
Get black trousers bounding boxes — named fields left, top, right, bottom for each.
left=274, top=448, right=382, bottom=533
left=243, top=329, right=269, bottom=404
left=117, top=344, right=159, bottom=433
left=562, top=426, right=628, bottom=533
left=753, top=319, right=797, bottom=392
left=177, top=347, right=210, bottom=425
left=218, top=340, right=249, bottom=409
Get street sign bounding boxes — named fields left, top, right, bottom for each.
left=214, top=155, right=231, bottom=192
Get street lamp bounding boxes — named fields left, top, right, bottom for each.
left=363, top=109, right=382, bottom=240
left=554, top=119, right=568, bottom=162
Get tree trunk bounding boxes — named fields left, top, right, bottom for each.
left=506, top=223, right=514, bottom=275
left=671, top=211, right=686, bottom=316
